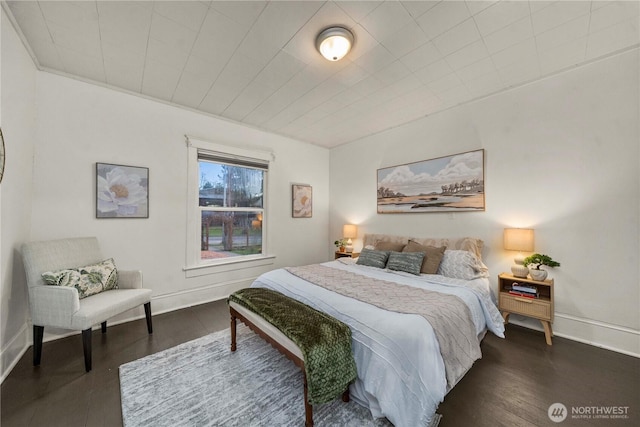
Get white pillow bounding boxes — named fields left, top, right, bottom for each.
left=437, top=250, right=489, bottom=280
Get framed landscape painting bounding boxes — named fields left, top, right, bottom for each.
left=96, top=162, right=149, bottom=218
left=292, top=184, right=312, bottom=218
left=377, top=149, right=485, bottom=214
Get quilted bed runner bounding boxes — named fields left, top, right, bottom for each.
left=228, top=287, right=357, bottom=405
left=285, top=264, right=481, bottom=388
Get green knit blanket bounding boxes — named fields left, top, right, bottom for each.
left=228, top=288, right=357, bottom=405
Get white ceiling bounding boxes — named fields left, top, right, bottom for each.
left=5, top=1, right=640, bottom=148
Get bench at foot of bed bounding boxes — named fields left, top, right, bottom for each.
left=228, top=288, right=356, bottom=427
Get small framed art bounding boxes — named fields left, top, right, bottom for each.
left=96, top=162, right=149, bottom=218
left=292, top=184, right=312, bottom=218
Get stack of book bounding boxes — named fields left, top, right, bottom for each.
left=508, top=283, right=539, bottom=298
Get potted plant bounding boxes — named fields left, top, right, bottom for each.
left=523, top=253, right=560, bottom=281
left=334, top=239, right=347, bottom=252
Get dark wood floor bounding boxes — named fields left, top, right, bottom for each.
left=1, top=300, right=638, bottom=427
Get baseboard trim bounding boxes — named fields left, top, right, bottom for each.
left=150, top=277, right=256, bottom=315
left=554, top=312, right=640, bottom=358
left=508, top=312, right=640, bottom=358
left=0, top=324, right=30, bottom=384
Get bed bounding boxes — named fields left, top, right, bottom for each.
left=249, top=234, right=505, bottom=427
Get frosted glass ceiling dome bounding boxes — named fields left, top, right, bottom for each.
left=316, top=27, right=354, bottom=61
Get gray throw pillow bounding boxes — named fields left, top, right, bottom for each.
left=356, top=249, right=390, bottom=269
left=386, top=251, right=425, bottom=275
left=402, top=240, right=446, bottom=274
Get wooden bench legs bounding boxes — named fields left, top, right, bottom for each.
left=230, top=314, right=237, bottom=352
left=229, top=308, right=350, bottom=427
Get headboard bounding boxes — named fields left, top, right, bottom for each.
left=362, top=233, right=484, bottom=260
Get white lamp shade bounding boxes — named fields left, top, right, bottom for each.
left=343, top=224, right=357, bottom=239
left=316, top=27, right=353, bottom=61
left=504, top=228, right=534, bottom=252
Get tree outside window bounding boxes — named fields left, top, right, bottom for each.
left=198, top=160, right=265, bottom=261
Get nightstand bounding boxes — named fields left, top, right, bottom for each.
left=498, top=272, right=554, bottom=345
left=335, top=251, right=360, bottom=260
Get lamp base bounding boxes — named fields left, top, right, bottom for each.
left=511, top=264, right=529, bottom=278
left=345, top=245, right=354, bottom=253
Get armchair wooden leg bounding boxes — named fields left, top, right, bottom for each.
left=101, top=321, right=107, bottom=334
left=82, top=328, right=92, bottom=372
left=33, top=325, right=44, bottom=366
left=144, top=302, right=153, bottom=334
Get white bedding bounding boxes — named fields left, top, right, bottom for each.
left=251, top=260, right=505, bottom=427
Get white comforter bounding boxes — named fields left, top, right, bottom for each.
left=251, top=260, right=505, bottom=427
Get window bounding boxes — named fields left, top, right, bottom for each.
left=185, top=137, right=272, bottom=270
left=198, top=154, right=265, bottom=260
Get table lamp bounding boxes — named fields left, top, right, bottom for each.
left=504, top=228, right=534, bottom=278
left=343, top=224, right=357, bottom=253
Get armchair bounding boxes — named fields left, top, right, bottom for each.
left=21, top=237, right=153, bottom=372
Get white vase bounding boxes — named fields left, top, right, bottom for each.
left=511, top=264, right=529, bottom=278
left=529, top=269, right=548, bottom=281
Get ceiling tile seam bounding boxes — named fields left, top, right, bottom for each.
left=168, top=1, right=213, bottom=103
left=209, top=1, right=267, bottom=29
left=1, top=2, right=43, bottom=70
left=456, top=3, right=505, bottom=92
left=531, top=1, right=594, bottom=37
left=231, top=63, right=339, bottom=128
left=195, top=1, right=271, bottom=111
left=527, top=1, right=543, bottom=80
left=582, top=1, right=594, bottom=62
left=471, top=0, right=528, bottom=37
left=432, top=17, right=479, bottom=63
left=399, top=3, right=482, bottom=96
left=296, top=77, right=423, bottom=135
left=473, top=6, right=512, bottom=90
left=37, top=0, right=66, bottom=74
left=220, top=1, right=335, bottom=121
left=152, top=2, right=203, bottom=33
left=334, top=0, right=383, bottom=25
left=139, top=4, right=158, bottom=96
left=94, top=1, right=109, bottom=87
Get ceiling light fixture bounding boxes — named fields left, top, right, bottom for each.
left=316, top=26, right=354, bottom=61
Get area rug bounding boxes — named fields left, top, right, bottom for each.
left=119, top=325, right=441, bottom=426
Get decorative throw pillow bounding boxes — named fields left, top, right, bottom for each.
left=402, top=240, right=447, bottom=274
left=374, top=241, right=406, bottom=252
left=386, top=251, right=425, bottom=276
left=437, top=250, right=489, bottom=280
left=356, top=249, right=390, bottom=269
left=42, top=258, right=118, bottom=299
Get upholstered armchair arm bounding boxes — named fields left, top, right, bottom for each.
left=29, top=286, right=80, bottom=328
left=118, top=270, right=143, bottom=289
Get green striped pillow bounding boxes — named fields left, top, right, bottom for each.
left=386, top=251, right=425, bottom=275
left=356, top=249, right=390, bottom=269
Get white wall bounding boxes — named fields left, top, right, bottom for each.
left=0, top=9, right=329, bottom=379
left=29, top=71, right=330, bottom=336
left=0, top=9, right=37, bottom=380
left=330, top=48, right=640, bottom=356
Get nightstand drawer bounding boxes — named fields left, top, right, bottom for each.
left=499, top=294, right=551, bottom=320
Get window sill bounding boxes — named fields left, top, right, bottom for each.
left=183, top=255, right=276, bottom=278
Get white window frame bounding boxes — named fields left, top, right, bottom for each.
left=184, top=136, right=274, bottom=275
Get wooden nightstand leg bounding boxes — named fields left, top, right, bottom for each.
left=502, top=312, right=510, bottom=324
left=541, top=321, right=553, bottom=345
